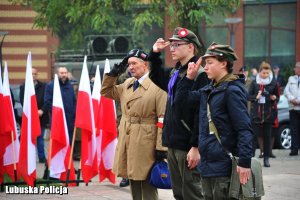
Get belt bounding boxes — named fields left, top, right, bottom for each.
left=124, top=115, right=157, bottom=124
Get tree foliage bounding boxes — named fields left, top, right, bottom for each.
left=10, top=0, right=240, bottom=49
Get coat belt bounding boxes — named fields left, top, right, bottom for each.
left=124, top=115, right=157, bottom=124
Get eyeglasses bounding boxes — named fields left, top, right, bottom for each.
left=169, top=43, right=189, bottom=49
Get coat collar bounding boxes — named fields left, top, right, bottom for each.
left=127, top=77, right=152, bottom=103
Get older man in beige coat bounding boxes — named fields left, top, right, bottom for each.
left=101, top=49, right=167, bottom=200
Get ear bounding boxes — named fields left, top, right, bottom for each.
left=188, top=43, right=194, bottom=51
left=220, top=60, right=227, bottom=69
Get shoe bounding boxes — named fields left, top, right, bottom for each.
left=289, top=152, right=298, bottom=156
left=119, top=178, right=129, bottom=187
left=270, top=153, right=276, bottom=158
left=39, top=158, right=46, bottom=163
left=258, top=153, right=263, bottom=158
left=264, top=158, right=270, bottom=167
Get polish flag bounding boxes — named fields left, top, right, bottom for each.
left=75, top=56, right=98, bottom=183
left=0, top=64, right=4, bottom=135
left=18, top=52, right=41, bottom=186
left=91, top=65, right=102, bottom=168
left=97, top=59, right=117, bottom=183
left=49, top=74, right=76, bottom=184
left=0, top=64, right=4, bottom=184
left=0, top=63, right=20, bottom=182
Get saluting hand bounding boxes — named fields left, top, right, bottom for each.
left=237, top=166, right=251, bottom=185
left=153, top=38, right=170, bottom=53
left=187, top=57, right=203, bottom=80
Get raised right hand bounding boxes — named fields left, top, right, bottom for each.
left=153, top=38, right=170, bottom=53
left=187, top=57, right=202, bottom=80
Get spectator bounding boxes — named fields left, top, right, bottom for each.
left=248, top=61, right=280, bottom=167
left=239, top=66, right=252, bottom=113
left=250, top=67, right=258, bottom=81
left=273, top=65, right=286, bottom=88
left=284, top=61, right=300, bottom=156
left=20, top=68, right=49, bottom=163
left=44, top=67, right=76, bottom=145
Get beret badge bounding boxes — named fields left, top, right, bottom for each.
left=178, top=28, right=188, bottom=37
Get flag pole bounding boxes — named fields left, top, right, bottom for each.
left=10, top=130, right=17, bottom=182
left=66, top=127, right=77, bottom=187
left=76, top=159, right=81, bottom=186
left=46, top=136, right=52, bottom=186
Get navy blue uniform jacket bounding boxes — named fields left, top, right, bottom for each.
left=177, top=76, right=253, bottom=177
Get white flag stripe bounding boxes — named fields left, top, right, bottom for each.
left=103, top=59, right=117, bottom=119
left=3, top=62, right=20, bottom=165
left=79, top=56, right=97, bottom=165
left=92, top=65, right=102, bottom=166
left=102, top=138, right=117, bottom=169
left=91, top=65, right=101, bottom=102
left=50, top=146, right=68, bottom=178
left=23, top=52, right=37, bottom=174
left=52, top=74, right=70, bottom=144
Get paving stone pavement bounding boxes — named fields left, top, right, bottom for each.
left=1, top=149, right=300, bottom=199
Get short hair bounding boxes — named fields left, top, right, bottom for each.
left=215, top=55, right=234, bottom=74
left=56, top=66, right=68, bottom=73
left=259, top=61, right=271, bottom=72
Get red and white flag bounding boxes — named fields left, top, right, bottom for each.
left=0, top=62, right=20, bottom=182
left=49, top=74, right=76, bottom=184
left=0, top=64, right=4, bottom=184
left=0, top=64, right=4, bottom=135
left=97, top=59, right=117, bottom=183
left=91, top=65, right=102, bottom=167
left=75, top=56, right=98, bottom=183
left=18, top=52, right=41, bottom=186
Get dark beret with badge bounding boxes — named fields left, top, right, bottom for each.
left=202, top=42, right=238, bottom=62
left=126, top=49, right=148, bottom=61
left=109, top=49, right=148, bottom=77
left=169, top=27, right=201, bottom=49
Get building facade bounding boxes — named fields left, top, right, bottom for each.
left=0, top=0, right=59, bottom=84
left=164, top=0, right=300, bottom=77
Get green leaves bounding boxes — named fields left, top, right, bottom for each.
left=9, top=0, right=240, bottom=50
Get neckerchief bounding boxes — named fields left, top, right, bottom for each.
left=168, top=69, right=179, bottom=105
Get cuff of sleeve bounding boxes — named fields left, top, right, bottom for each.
left=148, top=50, right=161, bottom=60
left=182, top=76, right=195, bottom=85
left=238, top=158, right=252, bottom=168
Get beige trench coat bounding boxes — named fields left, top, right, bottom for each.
left=101, top=74, right=167, bottom=180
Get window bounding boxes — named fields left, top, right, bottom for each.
left=244, top=3, right=296, bottom=69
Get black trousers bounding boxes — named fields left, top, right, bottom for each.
left=252, top=123, right=272, bottom=158
left=289, top=110, right=300, bottom=153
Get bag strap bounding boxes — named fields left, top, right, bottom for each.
left=206, top=103, right=235, bottom=160
left=207, top=103, right=258, bottom=197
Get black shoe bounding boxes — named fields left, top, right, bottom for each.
left=258, top=153, right=263, bottom=158
left=289, top=152, right=298, bottom=156
left=270, top=153, right=276, bottom=158
left=264, top=158, right=270, bottom=167
left=119, top=178, right=129, bottom=187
